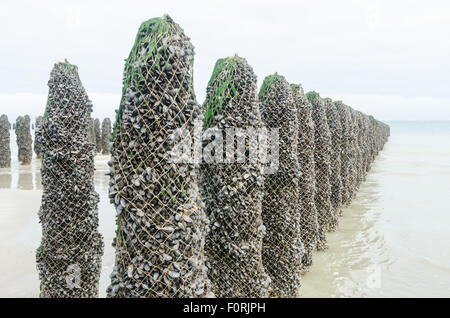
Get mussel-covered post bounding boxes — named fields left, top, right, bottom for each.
left=347, top=107, right=360, bottom=197
left=0, top=114, right=11, bottom=168
left=34, top=115, right=43, bottom=159
left=36, top=61, right=103, bottom=297
left=343, top=105, right=358, bottom=201
left=358, top=112, right=370, bottom=178
left=370, top=116, right=381, bottom=157
left=324, top=97, right=343, bottom=222
left=101, top=118, right=111, bottom=155
left=260, top=73, right=303, bottom=297
left=94, top=118, right=102, bottom=153
left=15, top=115, right=32, bottom=165
left=306, top=92, right=333, bottom=249
left=200, top=55, right=270, bottom=297
left=88, top=118, right=95, bottom=147
left=290, top=84, right=319, bottom=270
left=353, top=110, right=364, bottom=189
left=334, top=101, right=352, bottom=207
left=107, top=15, right=211, bottom=298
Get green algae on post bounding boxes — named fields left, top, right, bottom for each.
left=201, top=55, right=270, bottom=297
left=203, top=56, right=238, bottom=129
left=107, top=15, right=212, bottom=298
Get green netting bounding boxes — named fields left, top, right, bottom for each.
left=290, top=84, right=319, bottom=271
left=36, top=61, right=103, bottom=298
left=107, top=15, right=212, bottom=298
left=15, top=115, right=32, bottom=165
left=0, top=114, right=11, bottom=168
left=260, top=74, right=304, bottom=297
left=200, top=55, right=270, bottom=297
left=306, top=91, right=333, bottom=250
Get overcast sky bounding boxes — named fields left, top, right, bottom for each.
left=0, top=0, right=449, bottom=121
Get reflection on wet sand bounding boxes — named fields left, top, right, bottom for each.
left=18, top=172, right=33, bottom=190
left=0, top=172, right=12, bottom=189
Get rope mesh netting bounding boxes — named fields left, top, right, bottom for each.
left=259, top=74, right=304, bottom=297
left=101, top=118, right=112, bottom=155
left=106, top=15, right=212, bottom=298
left=324, top=97, right=343, bottom=222
left=0, top=114, right=11, bottom=168
left=306, top=92, right=333, bottom=250
left=24, top=14, right=392, bottom=298
left=15, top=115, right=32, bottom=165
left=334, top=101, right=352, bottom=207
left=34, top=115, right=43, bottom=159
left=290, top=84, right=319, bottom=271
left=350, top=110, right=363, bottom=191
left=344, top=104, right=358, bottom=203
left=36, top=61, right=103, bottom=298
left=200, top=55, right=270, bottom=297
left=356, top=111, right=369, bottom=186
left=361, top=114, right=372, bottom=175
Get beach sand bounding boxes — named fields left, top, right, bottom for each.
left=1, top=121, right=450, bottom=297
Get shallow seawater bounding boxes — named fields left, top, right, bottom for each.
left=301, top=121, right=450, bottom=297
left=1, top=121, right=449, bottom=297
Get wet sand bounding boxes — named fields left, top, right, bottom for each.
left=1, top=122, right=450, bottom=297
left=0, top=136, right=116, bottom=297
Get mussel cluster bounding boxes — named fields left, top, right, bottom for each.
left=260, top=74, right=304, bottom=297
left=290, top=85, right=319, bottom=270
left=200, top=55, right=270, bottom=297
left=306, top=92, right=334, bottom=250
left=324, top=97, right=343, bottom=223
left=334, top=102, right=390, bottom=208
left=346, top=106, right=359, bottom=201
left=34, top=115, right=43, bottom=159
left=334, top=101, right=353, bottom=207
left=0, top=114, right=11, bottom=168
left=101, top=118, right=111, bottom=155
left=94, top=118, right=102, bottom=153
left=36, top=61, right=103, bottom=298
left=88, top=118, right=95, bottom=148
left=106, top=15, right=212, bottom=298
left=15, top=115, right=32, bottom=165
left=27, top=14, right=392, bottom=299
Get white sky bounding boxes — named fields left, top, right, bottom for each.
left=0, top=0, right=449, bottom=122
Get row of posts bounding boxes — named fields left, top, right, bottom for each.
left=0, top=114, right=112, bottom=167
